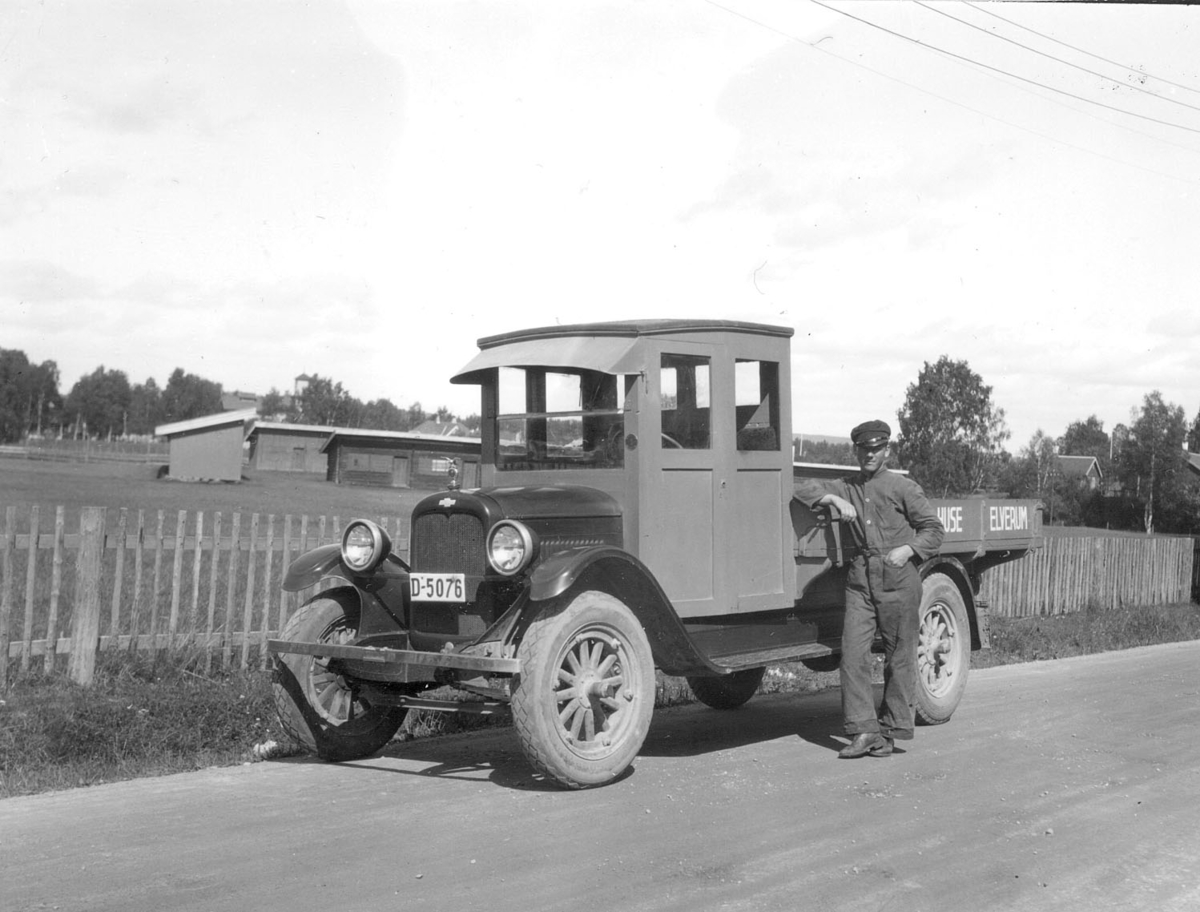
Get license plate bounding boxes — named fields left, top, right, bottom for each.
left=410, top=572, right=466, bottom=602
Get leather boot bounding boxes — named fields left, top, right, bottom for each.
left=869, top=735, right=894, bottom=757
left=838, top=732, right=888, bottom=759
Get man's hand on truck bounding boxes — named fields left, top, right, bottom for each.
left=819, top=493, right=858, bottom=522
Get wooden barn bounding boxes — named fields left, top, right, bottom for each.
left=154, top=409, right=258, bottom=482
left=322, top=429, right=482, bottom=489
left=247, top=421, right=335, bottom=474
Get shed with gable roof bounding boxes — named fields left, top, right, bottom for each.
left=154, top=408, right=258, bottom=482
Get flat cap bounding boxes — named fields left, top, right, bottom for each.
left=851, top=420, right=891, bottom=448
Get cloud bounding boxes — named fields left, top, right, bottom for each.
left=1147, top=309, right=1200, bottom=338
left=1, top=260, right=101, bottom=304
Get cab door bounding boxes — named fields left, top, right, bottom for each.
left=728, top=342, right=792, bottom=612
left=637, top=340, right=729, bottom=618
left=636, top=336, right=794, bottom=619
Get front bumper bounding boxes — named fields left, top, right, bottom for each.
left=266, top=639, right=521, bottom=675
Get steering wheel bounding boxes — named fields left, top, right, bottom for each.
left=604, top=425, right=626, bottom=462
left=661, top=433, right=683, bottom=449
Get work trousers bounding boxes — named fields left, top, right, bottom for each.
left=839, top=567, right=921, bottom=741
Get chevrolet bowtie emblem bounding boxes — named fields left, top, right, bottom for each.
left=438, top=497, right=456, bottom=508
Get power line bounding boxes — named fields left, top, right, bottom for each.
left=907, top=1, right=1200, bottom=158
left=699, top=0, right=1200, bottom=186
left=809, top=0, right=1200, bottom=136
left=918, top=0, right=1200, bottom=117
left=965, top=0, right=1200, bottom=98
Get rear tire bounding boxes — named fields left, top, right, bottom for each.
left=272, top=595, right=407, bottom=761
left=512, top=591, right=655, bottom=789
left=687, top=668, right=765, bottom=710
left=915, top=573, right=970, bottom=725
left=800, top=654, right=841, bottom=674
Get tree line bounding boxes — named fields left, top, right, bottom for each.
left=893, top=356, right=1200, bottom=536
left=0, top=348, right=475, bottom=442
left=256, top=376, right=479, bottom=435
left=797, top=355, right=1200, bottom=536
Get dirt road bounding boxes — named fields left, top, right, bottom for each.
left=3, top=641, right=1198, bottom=912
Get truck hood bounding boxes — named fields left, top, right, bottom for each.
left=478, top=485, right=621, bottom=520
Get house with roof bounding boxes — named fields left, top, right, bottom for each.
left=412, top=419, right=472, bottom=437
left=247, top=421, right=337, bottom=474
left=154, top=409, right=258, bottom=482
left=1056, top=455, right=1104, bottom=490
left=321, top=428, right=482, bottom=489
left=220, top=390, right=260, bottom=412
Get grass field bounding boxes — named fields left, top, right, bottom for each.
left=0, top=456, right=431, bottom=529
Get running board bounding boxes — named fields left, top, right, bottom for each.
left=706, top=642, right=836, bottom=672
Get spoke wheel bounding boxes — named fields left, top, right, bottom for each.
left=513, top=591, right=654, bottom=789
left=273, top=595, right=407, bottom=761
left=915, top=573, right=970, bottom=725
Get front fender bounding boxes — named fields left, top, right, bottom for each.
left=529, top=545, right=625, bottom=601
left=283, top=544, right=343, bottom=591
left=283, top=545, right=410, bottom=592
left=529, top=546, right=723, bottom=677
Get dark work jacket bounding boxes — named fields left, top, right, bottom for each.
left=794, top=469, right=945, bottom=603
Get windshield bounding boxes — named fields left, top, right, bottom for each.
left=495, top=367, right=627, bottom=470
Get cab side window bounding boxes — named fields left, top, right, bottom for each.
left=735, top=359, right=780, bottom=451
left=660, top=354, right=711, bottom=450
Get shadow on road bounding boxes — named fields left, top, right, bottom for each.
left=641, top=688, right=848, bottom=758
left=276, top=687, right=875, bottom=790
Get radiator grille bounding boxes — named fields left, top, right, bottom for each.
left=411, top=512, right=486, bottom=575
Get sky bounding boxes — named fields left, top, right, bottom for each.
left=4, top=0, right=1199, bottom=448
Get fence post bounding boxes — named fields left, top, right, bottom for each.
left=168, top=509, right=187, bottom=650
left=0, top=506, right=15, bottom=686
left=21, top=506, right=40, bottom=673
left=68, top=507, right=106, bottom=686
left=109, top=507, right=128, bottom=650
left=44, top=507, right=66, bottom=675
left=240, top=513, right=260, bottom=669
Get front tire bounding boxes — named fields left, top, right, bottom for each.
left=687, top=668, right=765, bottom=710
left=512, top=590, right=655, bottom=789
left=272, top=595, right=407, bottom=761
left=915, top=573, right=970, bottom=725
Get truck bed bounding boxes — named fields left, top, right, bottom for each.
left=792, top=462, right=1044, bottom=566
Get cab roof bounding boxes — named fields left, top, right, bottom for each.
left=451, top=318, right=792, bottom=385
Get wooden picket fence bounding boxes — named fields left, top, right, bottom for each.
left=980, top=533, right=1195, bottom=617
left=0, top=505, right=407, bottom=685
left=0, top=504, right=1195, bottom=685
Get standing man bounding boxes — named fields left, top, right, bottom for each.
left=794, top=420, right=944, bottom=758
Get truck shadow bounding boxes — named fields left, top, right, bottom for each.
left=640, top=688, right=852, bottom=758
left=308, top=687, right=875, bottom=791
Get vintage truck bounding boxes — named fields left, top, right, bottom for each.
left=268, top=320, right=1043, bottom=788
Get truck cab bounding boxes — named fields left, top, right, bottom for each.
left=269, top=319, right=1042, bottom=789
left=455, top=319, right=798, bottom=615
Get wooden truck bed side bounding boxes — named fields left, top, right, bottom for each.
left=791, top=463, right=1044, bottom=599
left=932, top=497, right=1044, bottom=558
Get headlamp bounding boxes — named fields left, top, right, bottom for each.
left=341, top=520, right=390, bottom=573
left=487, top=520, right=536, bottom=575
